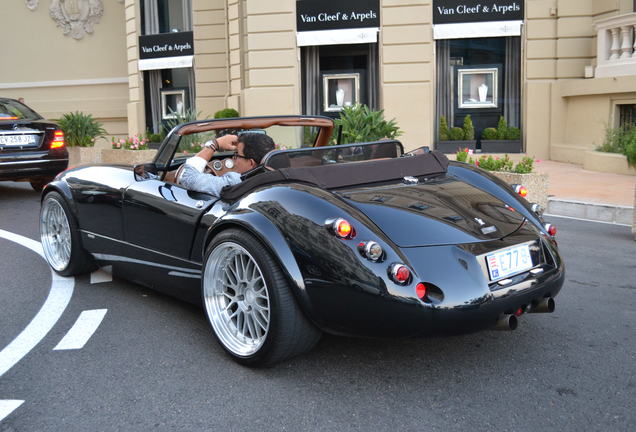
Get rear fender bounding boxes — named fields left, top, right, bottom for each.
left=202, top=210, right=311, bottom=311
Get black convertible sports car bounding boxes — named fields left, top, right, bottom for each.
left=39, top=116, right=564, bottom=366
left=0, top=97, right=68, bottom=191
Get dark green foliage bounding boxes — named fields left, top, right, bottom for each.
left=214, top=108, right=240, bottom=119
left=448, top=127, right=465, bottom=141
left=598, top=124, right=636, bottom=167
left=496, top=116, right=508, bottom=139
left=506, top=126, right=521, bottom=140
left=439, top=116, right=449, bottom=141
left=333, top=104, right=401, bottom=144
left=463, top=115, right=475, bottom=140
left=57, top=111, right=106, bottom=147
left=514, top=156, right=534, bottom=173
left=482, top=127, right=499, bottom=140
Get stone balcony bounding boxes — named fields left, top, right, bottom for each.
left=595, top=12, right=636, bottom=78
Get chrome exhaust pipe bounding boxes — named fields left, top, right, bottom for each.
left=494, top=314, right=518, bottom=331
left=529, top=297, right=555, bottom=313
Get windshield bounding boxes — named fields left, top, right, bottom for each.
left=0, top=99, right=42, bottom=121
left=170, top=125, right=320, bottom=163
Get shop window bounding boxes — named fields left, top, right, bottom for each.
left=302, top=44, right=379, bottom=118
left=436, top=37, right=521, bottom=151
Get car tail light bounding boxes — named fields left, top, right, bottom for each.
left=50, top=130, right=65, bottom=149
left=544, top=223, right=557, bottom=236
left=415, top=283, right=427, bottom=299
left=358, top=241, right=383, bottom=261
left=331, top=218, right=355, bottom=239
left=512, top=184, right=528, bottom=198
left=389, top=263, right=411, bottom=285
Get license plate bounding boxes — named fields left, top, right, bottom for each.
left=0, top=134, right=37, bottom=146
left=486, top=244, right=533, bottom=281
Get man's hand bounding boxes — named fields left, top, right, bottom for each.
left=216, top=134, right=238, bottom=152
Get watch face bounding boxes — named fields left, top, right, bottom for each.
left=212, top=160, right=223, bottom=171
left=224, top=159, right=235, bottom=169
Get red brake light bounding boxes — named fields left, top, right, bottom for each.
left=389, top=264, right=411, bottom=285
left=51, top=130, right=65, bottom=149
left=332, top=218, right=354, bottom=239
left=545, top=223, right=557, bottom=236
left=416, top=283, right=427, bottom=299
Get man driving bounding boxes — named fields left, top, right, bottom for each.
left=179, top=132, right=275, bottom=196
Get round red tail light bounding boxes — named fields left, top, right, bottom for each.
left=545, top=223, right=557, bottom=236
left=333, top=218, right=354, bottom=239
left=389, top=264, right=411, bottom=285
left=415, top=283, right=427, bottom=299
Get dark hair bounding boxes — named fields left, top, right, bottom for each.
left=239, top=133, right=275, bottom=164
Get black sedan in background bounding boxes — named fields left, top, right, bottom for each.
left=0, top=97, right=68, bottom=191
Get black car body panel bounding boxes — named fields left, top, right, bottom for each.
left=0, top=98, right=68, bottom=183
left=42, top=115, right=564, bottom=338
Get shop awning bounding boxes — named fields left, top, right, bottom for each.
left=433, top=20, right=522, bottom=40
left=138, top=55, right=193, bottom=71
left=297, top=27, right=379, bottom=47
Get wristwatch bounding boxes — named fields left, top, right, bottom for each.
left=204, top=139, right=218, bottom=151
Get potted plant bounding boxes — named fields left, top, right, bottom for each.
left=436, top=115, right=477, bottom=153
left=456, top=149, right=549, bottom=209
left=480, top=116, right=522, bottom=153
left=57, top=111, right=106, bottom=165
left=102, top=135, right=157, bottom=165
left=333, top=104, right=401, bottom=144
left=585, top=124, right=636, bottom=176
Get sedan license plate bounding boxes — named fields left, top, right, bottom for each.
left=0, top=134, right=37, bottom=146
left=486, top=244, right=533, bottom=281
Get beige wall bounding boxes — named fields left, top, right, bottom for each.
left=0, top=1, right=128, bottom=139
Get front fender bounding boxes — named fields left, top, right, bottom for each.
left=42, top=180, right=78, bottom=216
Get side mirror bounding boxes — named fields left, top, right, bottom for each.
left=133, top=163, right=159, bottom=181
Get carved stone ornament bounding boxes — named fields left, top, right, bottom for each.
left=26, top=0, right=39, bottom=10
left=49, top=0, right=104, bottom=40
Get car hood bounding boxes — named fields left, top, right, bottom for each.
left=337, top=175, right=526, bottom=247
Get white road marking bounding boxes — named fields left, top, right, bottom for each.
left=53, top=309, right=108, bottom=350
left=0, top=400, right=24, bottom=422
left=0, top=229, right=74, bottom=378
left=90, top=266, right=112, bottom=284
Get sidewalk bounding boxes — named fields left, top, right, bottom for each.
left=534, top=160, right=635, bottom=226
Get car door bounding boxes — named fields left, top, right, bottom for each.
left=122, top=177, right=218, bottom=261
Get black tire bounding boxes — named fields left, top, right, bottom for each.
left=30, top=176, right=54, bottom=192
left=40, top=191, right=97, bottom=276
left=202, top=228, right=321, bottom=366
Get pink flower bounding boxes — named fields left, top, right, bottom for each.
left=116, top=143, right=121, bottom=148
left=468, top=149, right=473, bottom=155
left=119, top=139, right=125, bottom=144
left=475, top=161, right=480, bottom=166
left=535, top=159, right=541, bottom=163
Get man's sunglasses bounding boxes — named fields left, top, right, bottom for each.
left=232, top=153, right=251, bottom=161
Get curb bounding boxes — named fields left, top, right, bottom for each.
left=546, top=198, right=634, bottom=226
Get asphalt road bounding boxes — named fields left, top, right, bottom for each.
left=0, top=180, right=634, bottom=432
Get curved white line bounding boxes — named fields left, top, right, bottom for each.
left=0, top=229, right=74, bottom=378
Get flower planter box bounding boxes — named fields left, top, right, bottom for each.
left=489, top=171, right=549, bottom=210
left=101, top=149, right=157, bottom=165
left=584, top=151, right=636, bottom=176
left=436, top=140, right=476, bottom=154
left=67, top=146, right=101, bottom=167
left=480, top=140, right=522, bottom=153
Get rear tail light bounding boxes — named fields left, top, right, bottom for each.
left=389, top=263, right=411, bottom=285
left=512, top=184, right=528, bottom=198
left=357, top=241, right=384, bottom=261
left=544, top=223, right=557, bottom=237
left=415, top=283, right=427, bottom=299
left=330, top=218, right=355, bottom=239
left=50, top=130, right=65, bottom=149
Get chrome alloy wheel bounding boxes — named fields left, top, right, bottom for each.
left=40, top=197, right=72, bottom=272
left=203, top=242, right=271, bottom=356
